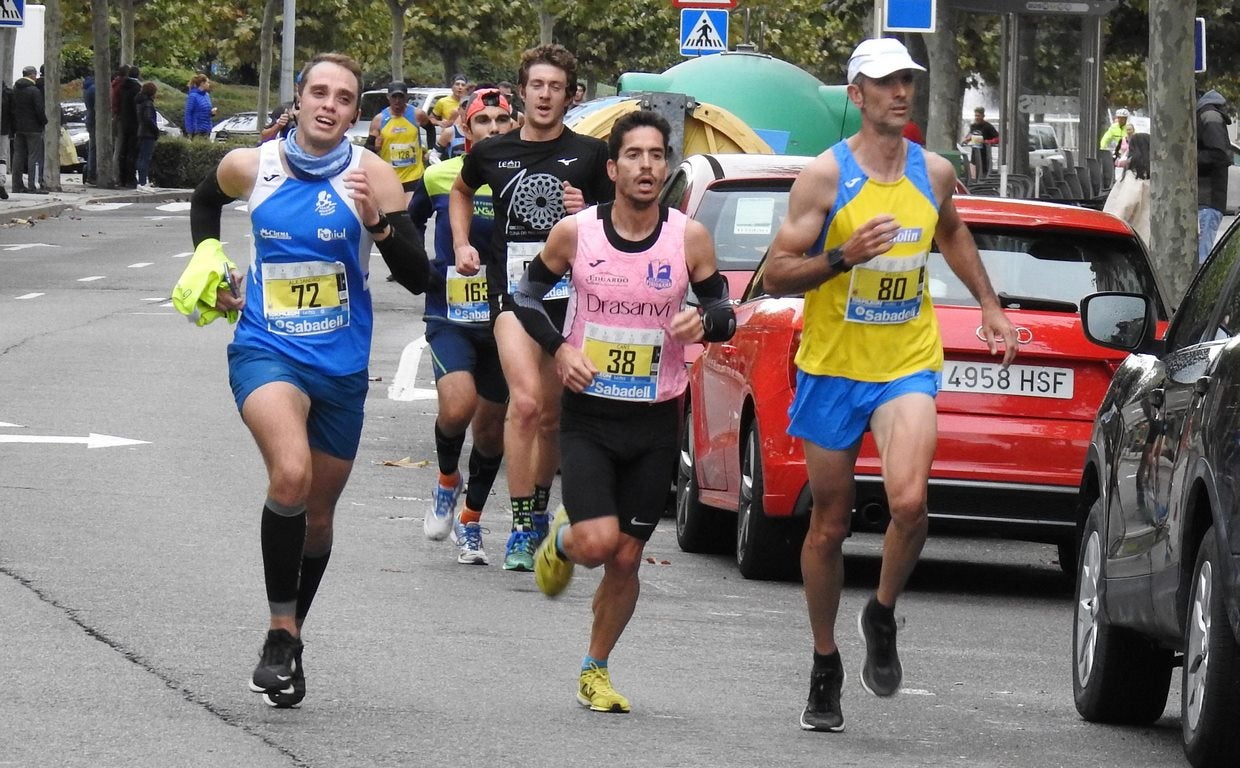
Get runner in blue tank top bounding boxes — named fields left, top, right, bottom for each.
left=188, top=52, right=428, bottom=710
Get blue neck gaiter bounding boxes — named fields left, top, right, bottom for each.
left=283, top=126, right=353, bottom=181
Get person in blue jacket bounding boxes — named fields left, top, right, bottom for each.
left=184, top=73, right=216, bottom=138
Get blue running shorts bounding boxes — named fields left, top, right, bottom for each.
left=227, top=343, right=368, bottom=461
left=787, top=369, right=939, bottom=451
left=424, top=318, right=508, bottom=404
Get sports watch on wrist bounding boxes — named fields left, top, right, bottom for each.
left=365, top=212, right=389, bottom=234
left=826, top=246, right=850, bottom=273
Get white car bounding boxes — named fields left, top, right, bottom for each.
left=60, top=100, right=182, bottom=172
left=345, top=86, right=451, bottom=146
left=210, top=112, right=261, bottom=143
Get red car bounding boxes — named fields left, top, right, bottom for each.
left=663, top=153, right=812, bottom=299
left=676, top=197, right=1170, bottom=580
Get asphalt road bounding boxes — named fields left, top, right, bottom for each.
left=0, top=201, right=1189, bottom=767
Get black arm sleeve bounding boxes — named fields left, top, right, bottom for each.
left=513, top=255, right=568, bottom=356
left=376, top=211, right=430, bottom=295
left=692, top=270, right=736, bottom=343
left=189, top=167, right=237, bottom=245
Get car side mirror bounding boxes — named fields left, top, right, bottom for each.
left=1081, top=292, right=1154, bottom=352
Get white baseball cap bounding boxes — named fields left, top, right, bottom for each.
left=847, top=38, right=926, bottom=84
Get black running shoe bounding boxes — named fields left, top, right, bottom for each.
left=800, top=662, right=845, bottom=732
left=263, top=648, right=305, bottom=708
left=858, top=596, right=902, bottom=697
left=248, top=629, right=303, bottom=696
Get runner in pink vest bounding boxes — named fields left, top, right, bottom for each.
left=512, top=110, right=735, bottom=713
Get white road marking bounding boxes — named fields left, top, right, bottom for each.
left=80, top=202, right=131, bottom=211
left=142, top=297, right=167, bottom=302
left=2, top=243, right=56, bottom=251
left=0, top=422, right=26, bottom=428
left=128, top=262, right=154, bottom=268
left=143, top=216, right=185, bottom=221
left=15, top=293, right=44, bottom=300
left=0, top=432, right=150, bottom=449
left=78, top=276, right=106, bottom=282
left=171, top=252, right=193, bottom=259
left=387, top=336, right=438, bottom=401
left=157, top=202, right=192, bottom=212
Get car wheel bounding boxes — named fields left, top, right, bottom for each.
left=1072, top=498, right=1173, bottom=723
left=675, top=408, right=730, bottom=554
left=1181, top=526, right=1240, bottom=767
left=736, top=422, right=802, bottom=581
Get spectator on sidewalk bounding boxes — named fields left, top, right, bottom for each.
left=1, top=80, right=13, bottom=198
left=961, top=107, right=999, bottom=179
left=183, top=74, right=217, bottom=139
left=135, top=81, right=161, bottom=190
left=11, top=65, right=47, bottom=194
left=1196, top=89, right=1231, bottom=263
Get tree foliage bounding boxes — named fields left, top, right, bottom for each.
left=52, top=0, right=1240, bottom=127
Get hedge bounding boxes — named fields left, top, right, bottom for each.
left=150, top=136, right=254, bottom=189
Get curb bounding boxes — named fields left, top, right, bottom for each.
left=1, top=188, right=193, bottom=226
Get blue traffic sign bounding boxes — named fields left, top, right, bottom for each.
left=680, top=8, right=728, bottom=57
left=0, top=0, right=25, bottom=27
left=1194, top=17, right=1206, bottom=73
left=885, top=0, right=936, bottom=33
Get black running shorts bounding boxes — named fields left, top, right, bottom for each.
left=558, top=391, right=681, bottom=542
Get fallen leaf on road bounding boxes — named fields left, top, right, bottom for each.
left=381, top=456, right=430, bottom=468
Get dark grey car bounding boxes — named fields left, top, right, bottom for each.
left=1073, top=219, right=1240, bottom=767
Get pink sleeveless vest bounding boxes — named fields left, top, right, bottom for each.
left=563, top=205, right=690, bottom=403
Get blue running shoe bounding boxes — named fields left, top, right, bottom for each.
left=503, top=529, right=537, bottom=571
left=531, top=511, right=550, bottom=548
left=457, top=522, right=489, bottom=565
left=425, top=476, right=463, bottom=541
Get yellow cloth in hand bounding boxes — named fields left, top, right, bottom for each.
left=172, top=238, right=241, bottom=327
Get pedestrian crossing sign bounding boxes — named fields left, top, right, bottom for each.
left=0, top=0, right=25, bottom=27
left=680, top=8, right=728, bottom=57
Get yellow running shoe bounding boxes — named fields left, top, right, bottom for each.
left=577, top=662, right=631, bottom=713
left=534, top=505, right=574, bottom=596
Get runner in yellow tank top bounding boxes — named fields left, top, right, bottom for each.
left=763, top=38, right=1019, bottom=734
left=365, top=82, right=429, bottom=196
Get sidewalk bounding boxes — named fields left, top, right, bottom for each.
left=0, top=174, right=191, bottom=225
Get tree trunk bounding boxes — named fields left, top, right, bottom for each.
left=257, top=0, right=278, bottom=128
left=389, top=7, right=405, bottom=82
left=385, top=0, right=415, bottom=83
left=923, top=7, right=961, bottom=153
left=1148, top=0, right=1197, bottom=305
left=42, top=0, right=62, bottom=191
left=904, top=33, right=929, bottom=146
left=118, top=0, right=134, bottom=67
left=531, top=1, right=556, bottom=44
left=91, top=0, right=115, bottom=189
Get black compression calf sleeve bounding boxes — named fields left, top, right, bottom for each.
left=295, top=549, right=332, bottom=625
left=466, top=448, right=504, bottom=511
left=434, top=421, right=467, bottom=477
left=261, top=504, right=307, bottom=617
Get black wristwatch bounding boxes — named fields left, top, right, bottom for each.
left=826, top=247, right=850, bottom=273
left=364, top=212, right=389, bottom=234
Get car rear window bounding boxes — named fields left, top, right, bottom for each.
left=360, top=91, right=389, bottom=121
left=929, top=229, right=1164, bottom=316
left=695, top=183, right=793, bottom=271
